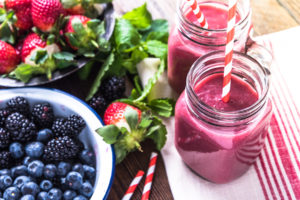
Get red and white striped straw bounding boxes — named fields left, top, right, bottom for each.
left=186, top=0, right=209, bottom=29
left=222, top=0, right=238, bottom=103
left=141, top=152, right=158, bottom=200
left=122, top=170, right=145, bottom=200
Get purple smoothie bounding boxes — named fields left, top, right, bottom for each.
left=175, top=73, right=272, bottom=183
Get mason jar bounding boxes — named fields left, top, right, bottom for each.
left=174, top=51, right=272, bottom=183
left=168, top=0, right=252, bottom=94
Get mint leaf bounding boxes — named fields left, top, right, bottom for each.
left=149, top=98, right=175, bottom=117
left=114, top=19, right=141, bottom=52
left=86, top=52, right=115, bottom=101
left=144, top=40, right=167, bottom=58
left=146, top=116, right=167, bottom=150
left=122, top=3, right=152, bottom=29
left=124, top=107, right=139, bottom=131
left=96, top=125, right=121, bottom=144
left=142, top=19, right=169, bottom=43
left=134, top=59, right=166, bottom=102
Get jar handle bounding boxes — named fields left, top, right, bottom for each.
left=245, top=33, right=273, bottom=75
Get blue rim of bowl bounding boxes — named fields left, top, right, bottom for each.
left=0, top=87, right=116, bottom=200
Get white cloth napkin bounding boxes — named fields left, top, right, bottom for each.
left=161, top=26, right=300, bottom=200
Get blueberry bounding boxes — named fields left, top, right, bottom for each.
left=21, top=181, right=40, bottom=196
left=23, top=156, right=34, bottom=166
left=37, top=129, right=53, bottom=142
left=20, top=194, right=35, bottom=200
left=72, top=163, right=84, bottom=176
left=74, top=195, right=87, bottom=200
left=57, top=162, right=71, bottom=176
left=44, top=164, right=57, bottom=179
left=63, top=190, right=77, bottom=200
left=11, top=165, right=28, bottom=177
left=66, top=171, right=83, bottom=190
left=0, top=169, right=11, bottom=176
left=13, top=176, right=31, bottom=189
left=28, top=160, right=44, bottom=177
left=79, top=181, right=93, bottom=198
left=48, top=188, right=62, bottom=200
left=40, top=180, right=53, bottom=191
left=25, top=142, right=44, bottom=158
left=80, top=150, right=95, bottom=165
left=3, top=186, right=20, bottom=200
left=9, top=142, right=24, bottom=159
left=83, top=165, right=95, bottom=180
left=37, top=191, right=49, bottom=200
left=0, top=175, right=12, bottom=190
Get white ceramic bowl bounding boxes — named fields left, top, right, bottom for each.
left=0, top=88, right=115, bottom=200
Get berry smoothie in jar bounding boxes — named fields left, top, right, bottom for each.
left=175, top=51, right=272, bottom=183
left=168, top=0, right=251, bottom=94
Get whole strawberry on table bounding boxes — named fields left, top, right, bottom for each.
left=0, top=0, right=111, bottom=83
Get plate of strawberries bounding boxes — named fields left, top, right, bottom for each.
left=0, top=0, right=115, bottom=87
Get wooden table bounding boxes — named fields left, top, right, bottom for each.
left=5, top=0, right=298, bottom=199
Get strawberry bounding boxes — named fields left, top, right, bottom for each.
left=5, top=0, right=33, bottom=30
left=98, top=102, right=167, bottom=163
left=104, top=102, right=142, bottom=128
left=12, top=32, right=75, bottom=82
left=64, top=15, right=109, bottom=56
left=65, top=4, right=85, bottom=15
left=31, top=0, right=63, bottom=32
left=21, top=33, right=47, bottom=63
left=14, top=39, right=23, bottom=61
left=0, top=40, right=19, bottom=74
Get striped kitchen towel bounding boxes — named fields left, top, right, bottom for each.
left=161, top=26, right=300, bottom=200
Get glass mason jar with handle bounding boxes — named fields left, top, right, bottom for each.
left=168, top=0, right=252, bottom=94
left=174, top=51, right=273, bottom=183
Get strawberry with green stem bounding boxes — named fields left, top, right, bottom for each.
left=31, top=0, right=63, bottom=32
left=64, top=14, right=110, bottom=57
left=0, top=40, right=19, bottom=74
left=10, top=33, right=75, bottom=82
left=5, top=0, right=33, bottom=30
left=97, top=102, right=167, bottom=163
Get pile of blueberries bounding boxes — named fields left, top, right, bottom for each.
left=0, top=97, right=96, bottom=200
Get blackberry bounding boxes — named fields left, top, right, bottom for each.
left=43, top=136, right=81, bottom=162
left=31, top=103, right=54, bottom=128
left=6, top=97, right=30, bottom=115
left=0, top=128, right=10, bottom=149
left=0, top=109, right=11, bottom=126
left=100, top=76, right=125, bottom=101
left=64, top=115, right=86, bottom=137
left=5, top=113, right=37, bottom=142
left=52, top=118, right=67, bottom=137
left=88, top=95, right=107, bottom=116
left=0, top=151, right=12, bottom=169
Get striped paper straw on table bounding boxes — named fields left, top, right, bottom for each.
left=186, top=0, right=209, bottom=28
left=141, top=152, right=158, bottom=200
left=122, top=170, right=145, bottom=200
left=222, top=0, right=238, bottom=103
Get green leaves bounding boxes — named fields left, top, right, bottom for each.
left=149, top=98, right=175, bottom=117
left=114, top=19, right=141, bottom=52
left=30, top=50, right=49, bottom=65
left=122, top=3, right=152, bottom=29
left=125, top=107, right=139, bottom=131
left=142, top=19, right=169, bottom=43
left=143, top=40, right=168, bottom=58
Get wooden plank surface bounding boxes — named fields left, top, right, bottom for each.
left=108, top=0, right=300, bottom=200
